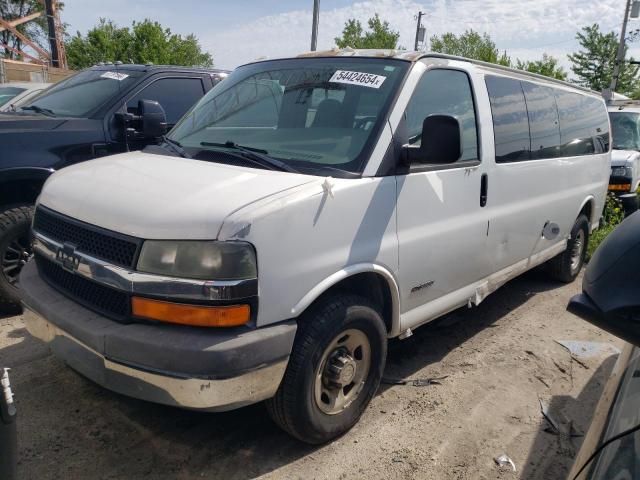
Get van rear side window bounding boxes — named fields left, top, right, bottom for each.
left=484, top=76, right=530, bottom=162
left=485, top=75, right=610, bottom=162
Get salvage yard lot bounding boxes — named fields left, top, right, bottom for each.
left=0, top=269, right=622, bottom=480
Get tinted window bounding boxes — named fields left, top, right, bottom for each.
left=555, top=90, right=610, bottom=155
left=485, top=76, right=530, bottom=162
left=406, top=69, right=478, bottom=161
left=522, top=82, right=561, bottom=159
left=128, top=77, right=205, bottom=125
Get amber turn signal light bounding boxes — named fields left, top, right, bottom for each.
left=609, top=184, right=631, bottom=191
left=131, top=297, right=250, bottom=327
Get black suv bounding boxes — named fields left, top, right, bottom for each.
left=0, top=63, right=227, bottom=309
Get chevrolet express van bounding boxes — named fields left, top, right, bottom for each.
left=20, top=50, right=610, bottom=444
left=608, top=99, right=640, bottom=194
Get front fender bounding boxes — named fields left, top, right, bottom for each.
left=290, top=263, right=402, bottom=338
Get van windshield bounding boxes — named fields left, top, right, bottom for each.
left=169, top=58, right=409, bottom=176
left=19, top=69, right=142, bottom=117
left=610, top=111, right=640, bottom=151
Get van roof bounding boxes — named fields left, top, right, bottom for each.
left=284, top=48, right=598, bottom=96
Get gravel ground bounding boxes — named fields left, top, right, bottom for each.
left=0, top=268, right=623, bottom=480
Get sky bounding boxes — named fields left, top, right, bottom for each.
left=61, top=0, right=640, bottom=74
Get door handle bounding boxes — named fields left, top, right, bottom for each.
left=480, top=173, right=488, bottom=207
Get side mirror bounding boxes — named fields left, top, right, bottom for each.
left=138, top=99, right=167, bottom=138
left=403, top=114, right=462, bottom=165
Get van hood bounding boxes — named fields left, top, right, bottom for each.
left=38, top=152, right=317, bottom=239
left=611, top=149, right=639, bottom=167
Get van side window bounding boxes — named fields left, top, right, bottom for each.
left=555, top=90, right=610, bottom=155
left=406, top=69, right=478, bottom=161
left=521, top=82, right=561, bottom=159
left=485, top=76, right=530, bottom=162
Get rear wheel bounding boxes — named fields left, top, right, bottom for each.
left=548, top=214, right=589, bottom=283
left=266, top=294, right=387, bottom=444
left=0, top=205, right=34, bottom=310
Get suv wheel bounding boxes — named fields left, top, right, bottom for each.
left=266, top=294, right=387, bottom=444
left=548, top=214, right=590, bottom=283
left=0, top=205, right=34, bottom=310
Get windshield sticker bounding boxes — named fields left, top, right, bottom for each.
left=100, top=71, right=129, bottom=81
left=329, top=70, right=386, bottom=89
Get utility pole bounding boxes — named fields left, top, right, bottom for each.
left=311, top=0, right=320, bottom=51
left=610, top=0, right=635, bottom=94
left=414, top=11, right=425, bottom=51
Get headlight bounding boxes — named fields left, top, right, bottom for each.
left=612, top=166, right=632, bottom=177
left=137, top=241, right=257, bottom=280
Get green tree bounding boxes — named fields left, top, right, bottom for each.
left=568, top=24, right=640, bottom=95
left=334, top=14, right=400, bottom=49
left=516, top=54, right=568, bottom=80
left=430, top=30, right=510, bottom=66
left=0, top=0, right=51, bottom=60
left=65, top=18, right=213, bottom=69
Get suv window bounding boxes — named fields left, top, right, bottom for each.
left=406, top=69, right=478, bottom=161
left=522, top=82, right=561, bottom=159
left=127, top=77, right=205, bottom=125
left=485, top=76, right=530, bottom=162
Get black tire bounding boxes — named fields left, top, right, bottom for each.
left=266, top=294, right=387, bottom=444
left=548, top=214, right=589, bottom=283
left=0, top=205, right=34, bottom=311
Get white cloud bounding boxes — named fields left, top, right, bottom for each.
left=205, top=0, right=640, bottom=74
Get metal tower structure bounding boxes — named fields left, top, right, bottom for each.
left=0, top=0, right=67, bottom=69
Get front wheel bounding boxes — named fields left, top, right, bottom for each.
left=266, top=294, right=387, bottom=444
left=548, top=214, right=590, bottom=283
left=0, top=205, right=34, bottom=311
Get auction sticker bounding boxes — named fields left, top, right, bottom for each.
left=100, top=71, right=129, bottom=81
left=329, top=70, right=386, bottom=89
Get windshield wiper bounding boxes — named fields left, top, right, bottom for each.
left=200, top=141, right=299, bottom=173
left=20, top=105, right=56, bottom=117
left=162, top=137, right=191, bottom=158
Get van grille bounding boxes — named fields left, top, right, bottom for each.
left=33, top=207, right=141, bottom=268
left=36, top=254, right=130, bottom=320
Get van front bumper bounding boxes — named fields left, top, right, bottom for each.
left=20, top=260, right=296, bottom=411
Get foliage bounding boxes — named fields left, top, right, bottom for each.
left=0, top=0, right=51, bottom=60
left=429, top=30, right=510, bottom=66
left=568, top=24, right=640, bottom=96
left=334, top=14, right=400, bottom=49
left=65, top=18, right=213, bottom=69
left=515, top=54, right=568, bottom=81
left=587, top=194, right=625, bottom=260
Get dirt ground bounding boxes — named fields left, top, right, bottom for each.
left=0, top=269, right=623, bottom=480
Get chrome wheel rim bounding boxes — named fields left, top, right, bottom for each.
left=1, top=233, right=32, bottom=288
left=314, top=329, right=371, bottom=415
left=570, top=229, right=585, bottom=272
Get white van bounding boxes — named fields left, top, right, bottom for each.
left=608, top=99, right=640, bottom=194
left=21, top=50, right=610, bottom=444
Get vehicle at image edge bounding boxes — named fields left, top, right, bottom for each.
left=607, top=100, right=640, bottom=195
left=0, top=82, right=51, bottom=112
left=0, top=64, right=228, bottom=308
left=567, top=211, right=640, bottom=480
left=19, top=49, right=611, bottom=444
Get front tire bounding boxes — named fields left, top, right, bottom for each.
left=266, top=294, right=387, bottom=444
left=0, top=205, right=34, bottom=311
left=548, top=214, right=589, bottom=283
